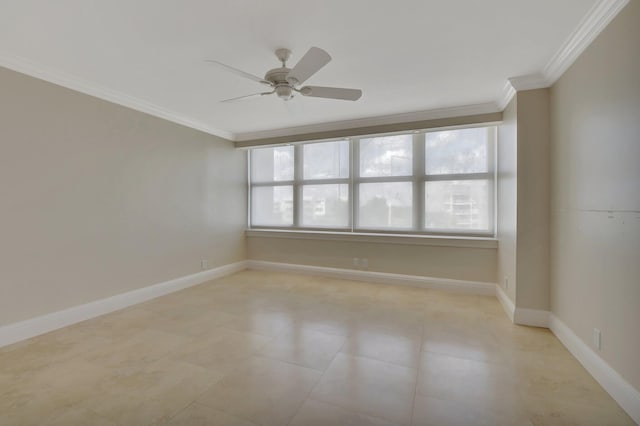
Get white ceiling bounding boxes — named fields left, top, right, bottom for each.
left=0, top=0, right=607, bottom=140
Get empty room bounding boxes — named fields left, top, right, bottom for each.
left=1, top=0, right=638, bottom=425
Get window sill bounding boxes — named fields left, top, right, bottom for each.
left=245, top=229, right=498, bottom=249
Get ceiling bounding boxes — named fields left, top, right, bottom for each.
left=0, top=0, right=614, bottom=140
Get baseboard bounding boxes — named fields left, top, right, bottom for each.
left=514, top=307, right=550, bottom=328
left=549, top=314, right=640, bottom=424
left=495, top=285, right=515, bottom=322
left=246, top=260, right=495, bottom=295
left=0, top=260, right=248, bottom=348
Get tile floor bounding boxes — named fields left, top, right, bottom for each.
left=0, top=270, right=634, bottom=425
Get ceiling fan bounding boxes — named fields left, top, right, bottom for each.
left=206, top=47, right=362, bottom=103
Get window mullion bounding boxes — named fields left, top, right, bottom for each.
left=414, top=132, right=425, bottom=231
left=247, top=150, right=252, bottom=228
left=351, top=138, right=359, bottom=231
left=293, top=145, right=302, bottom=228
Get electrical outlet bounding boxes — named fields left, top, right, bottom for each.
left=361, top=258, right=368, bottom=269
left=593, top=328, right=601, bottom=351
left=504, top=276, right=509, bottom=289
left=352, top=257, right=359, bottom=267
left=201, top=259, right=208, bottom=270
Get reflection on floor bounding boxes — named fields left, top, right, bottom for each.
left=0, top=270, right=633, bottom=425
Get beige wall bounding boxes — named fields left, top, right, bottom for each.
left=497, top=97, right=518, bottom=302
left=550, top=0, right=640, bottom=391
left=0, top=66, right=246, bottom=326
left=497, top=89, right=550, bottom=311
left=248, top=237, right=497, bottom=283
left=515, top=89, right=550, bottom=311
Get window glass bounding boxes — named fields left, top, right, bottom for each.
left=251, top=146, right=294, bottom=182
left=302, top=184, right=349, bottom=227
left=359, top=182, right=413, bottom=229
left=424, top=180, right=490, bottom=231
left=425, top=128, right=488, bottom=175
left=249, top=126, right=495, bottom=235
left=303, top=140, right=349, bottom=179
left=360, top=134, right=412, bottom=177
left=251, top=186, right=293, bottom=226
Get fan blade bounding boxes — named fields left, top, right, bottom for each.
left=286, top=47, right=331, bottom=86
left=299, top=86, right=362, bottom=101
left=221, top=91, right=274, bottom=103
left=205, top=60, right=272, bottom=86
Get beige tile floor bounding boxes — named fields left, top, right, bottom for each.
left=0, top=270, right=634, bottom=425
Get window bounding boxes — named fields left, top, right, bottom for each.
left=249, top=126, right=495, bottom=236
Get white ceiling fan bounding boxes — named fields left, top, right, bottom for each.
left=206, top=47, right=362, bottom=103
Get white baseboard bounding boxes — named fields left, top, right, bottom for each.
left=246, top=260, right=496, bottom=295
left=549, top=314, right=640, bottom=424
left=495, top=285, right=550, bottom=328
left=495, top=285, right=515, bottom=322
left=0, top=260, right=248, bottom=348
left=514, top=307, right=550, bottom=328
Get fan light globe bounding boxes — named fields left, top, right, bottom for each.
left=276, top=85, right=293, bottom=100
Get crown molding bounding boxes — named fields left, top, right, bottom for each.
left=498, top=80, right=517, bottom=110
left=233, top=103, right=500, bottom=142
left=0, top=52, right=234, bottom=141
left=497, top=0, right=629, bottom=109
left=543, top=0, right=629, bottom=84
left=508, top=74, right=549, bottom=92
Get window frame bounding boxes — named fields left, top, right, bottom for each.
left=248, top=125, right=496, bottom=237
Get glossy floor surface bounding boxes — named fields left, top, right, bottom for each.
left=1, top=270, right=634, bottom=425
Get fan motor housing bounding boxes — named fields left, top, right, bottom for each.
left=265, top=67, right=292, bottom=85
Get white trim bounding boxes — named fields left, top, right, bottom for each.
left=246, top=260, right=495, bottom=295
left=246, top=229, right=498, bottom=249
left=498, top=0, right=630, bottom=107
left=508, top=74, right=548, bottom=92
left=543, top=0, right=630, bottom=84
left=0, top=261, right=247, bottom=348
left=495, top=284, right=515, bottom=322
left=234, top=103, right=501, bottom=141
left=0, top=52, right=234, bottom=141
left=514, top=307, right=549, bottom=328
left=498, top=80, right=516, bottom=111
left=549, top=314, right=640, bottom=424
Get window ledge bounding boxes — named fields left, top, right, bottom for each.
left=245, top=229, right=498, bottom=249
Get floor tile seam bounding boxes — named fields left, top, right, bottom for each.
left=309, top=392, right=408, bottom=426
left=418, top=347, right=510, bottom=367
left=409, top=319, right=425, bottom=426
left=64, top=403, right=116, bottom=425
left=289, top=336, right=352, bottom=426
left=418, top=348, right=515, bottom=368
left=298, top=397, right=402, bottom=426
left=336, top=348, right=421, bottom=371
left=250, top=353, right=329, bottom=374
left=410, top=392, right=531, bottom=423
left=207, top=323, right=282, bottom=343
left=138, top=354, right=234, bottom=414
left=162, top=400, right=199, bottom=424
left=194, top=392, right=260, bottom=425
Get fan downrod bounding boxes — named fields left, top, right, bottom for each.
left=275, top=48, right=291, bottom=66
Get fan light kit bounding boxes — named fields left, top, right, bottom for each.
left=206, top=47, right=362, bottom=103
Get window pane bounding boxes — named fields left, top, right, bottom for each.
left=302, top=184, right=349, bottom=227
left=303, top=140, right=349, bottom=180
left=251, top=186, right=293, bottom=226
left=251, top=146, right=294, bottom=182
left=425, top=180, right=490, bottom=231
left=359, top=182, right=413, bottom=229
left=360, top=134, right=412, bottom=177
left=425, top=128, right=489, bottom=175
